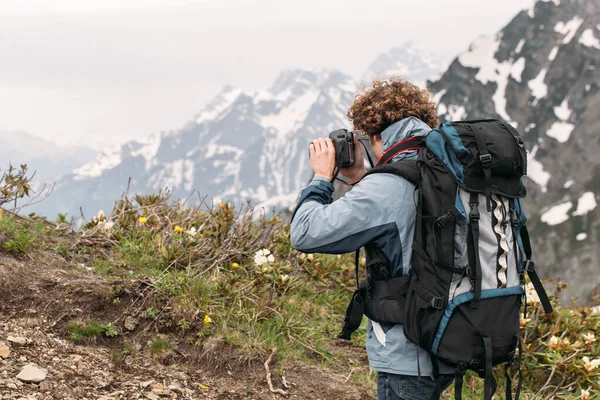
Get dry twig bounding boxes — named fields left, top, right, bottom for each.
left=264, top=347, right=287, bottom=396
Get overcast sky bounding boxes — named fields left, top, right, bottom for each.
left=0, top=0, right=532, bottom=149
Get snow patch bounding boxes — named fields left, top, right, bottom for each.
left=525, top=123, right=536, bottom=133
left=548, top=46, right=559, bottom=61
left=546, top=122, right=574, bottom=142
left=457, top=34, right=522, bottom=124
left=553, top=99, right=571, bottom=121
left=579, top=29, right=600, bottom=49
left=458, top=35, right=500, bottom=84
left=510, top=58, right=526, bottom=82
left=259, top=89, right=320, bottom=136
left=196, top=88, right=243, bottom=123
left=527, top=145, right=550, bottom=192
left=130, top=133, right=161, bottom=170
left=576, top=233, right=588, bottom=241
left=540, top=0, right=560, bottom=4
left=541, top=201, right=572, bottom=225
left=432, top=89, right=447, bottom=104
left=555, top=17, right=584, bottom=44
left=574, top=192, right=597, bottom=216
left=438, top=103, right=448, bottom=115
left=515, top=39, right=525, bottom=54
left=586, top=84, right=591, bottom=92
left=528, top=69, right=547, bottom=104
left=73, top=146, right=122, bottom=180
left=564, top=180, right=575, bottom=188
left=447, top=105, right=467, bottom=121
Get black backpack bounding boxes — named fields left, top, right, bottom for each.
left=338, top=120, right=553, bottom=400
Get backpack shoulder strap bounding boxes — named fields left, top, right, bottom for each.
left=363, top=159, right=419, bottom=185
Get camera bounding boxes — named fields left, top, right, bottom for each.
left=329, top=129, right=355, bottom=167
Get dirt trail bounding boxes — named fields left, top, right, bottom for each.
left=0, top=253, right=375, bottom=400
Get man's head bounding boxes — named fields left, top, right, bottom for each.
left=347, top=78, right=439, bottom=159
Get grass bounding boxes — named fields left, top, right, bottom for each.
left=149, top=337, right=172, bottom=355
left=66, top=320, right=119, bottom=343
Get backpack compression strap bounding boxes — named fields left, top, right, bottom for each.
left=520, top=226, right=553, bottom=314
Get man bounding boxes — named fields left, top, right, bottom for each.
left=290, top=79, right=454, bottom=400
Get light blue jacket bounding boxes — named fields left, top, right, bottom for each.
left=290, top=117, right=453, bottom=376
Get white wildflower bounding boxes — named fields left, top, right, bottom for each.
left=186, top=227, right=198, bottom=238
left=549, top=336, right=560, bottom=349
left=254, top=249, right=274, bottom=266
left=99, top=220, right=115, bottom=232
left=581, top=388, right=590, bottom=400
left=583, top=356, right=600, bottom=373
left=525, top=282, right=540, bottom=305
left=583, top=333, right=597, bottom=345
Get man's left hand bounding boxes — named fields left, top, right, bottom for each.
left=309, top=138, right=336, bottom=181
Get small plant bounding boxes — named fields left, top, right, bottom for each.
left=0, top=164, right=32, bottom=207
left=2, top=231, right=34, bottom=253
left=149, top=337, right=172, bottom=355
left=67, top=320, right=119, bottom=343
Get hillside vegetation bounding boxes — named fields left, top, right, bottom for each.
left=0, top=166, right=599, bottom=399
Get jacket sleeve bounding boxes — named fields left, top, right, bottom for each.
left=289, top=174, right=410, bottom=254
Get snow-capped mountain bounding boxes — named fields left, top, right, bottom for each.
left=34, top=46, right=443, bottom=219
left=362, top=42, right=446, bottom=88
left=34, top=69, right=358, bottom=218
left=428, top=0, right=600, bottom=301
left=0, top=130, right=96, bottom=190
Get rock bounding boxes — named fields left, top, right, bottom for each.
left=93, top=380, right=110, bottom=389
left=141, top=380, right=155, bottom=388
left=124, top=317, right=138, bottom=332
left=16, top=364, right=47, bottom=383
left=39, top=380, right=52, bottom=392
left=7, top=336, right=28, bottom=346
left=0, top=342, right=10, bottom=358
left=7, top=382, right=18, bottom=390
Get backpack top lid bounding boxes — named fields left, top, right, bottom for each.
left=425, top=120, right=527, bottom=198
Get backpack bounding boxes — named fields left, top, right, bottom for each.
left=338, top=119, right=553, bottom=400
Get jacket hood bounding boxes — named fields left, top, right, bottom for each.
left=380, top=117, right=432, bottom=162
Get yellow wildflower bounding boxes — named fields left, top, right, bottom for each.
left=138, top=216, right=148, bottom=224
left=231, top=262, right=239, bottom=269
left=198, top=384, right=209, bottom=390
left=174, top=225, right=183, bottom=233
left=218, top=201, right=225, bottom=209
left=204, top=315, right=212, bottom=324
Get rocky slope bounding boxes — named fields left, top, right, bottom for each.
left=428, top=0, right=600, bottom=300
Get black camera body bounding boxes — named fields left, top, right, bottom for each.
left=329, top=129, right=355, bottom=167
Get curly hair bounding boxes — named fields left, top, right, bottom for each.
left=347, top=78, right=439, bottom=136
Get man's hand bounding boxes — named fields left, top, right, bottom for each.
left=309, top=138, right=336, bottom=181
left=340, top=134, right=367, bottom=183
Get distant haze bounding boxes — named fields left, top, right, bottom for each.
left=1, top=0, right=532, bottom=149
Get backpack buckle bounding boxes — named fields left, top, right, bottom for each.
left=469, top=206, right=480, bottom=222
left=524, top=260, right=536, bottom=273
left=479, top=154, right=492, bottom=166
left=431, top=297, right=445, bottom=310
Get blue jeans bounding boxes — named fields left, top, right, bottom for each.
left=377, top=372, right=454, bottom=400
